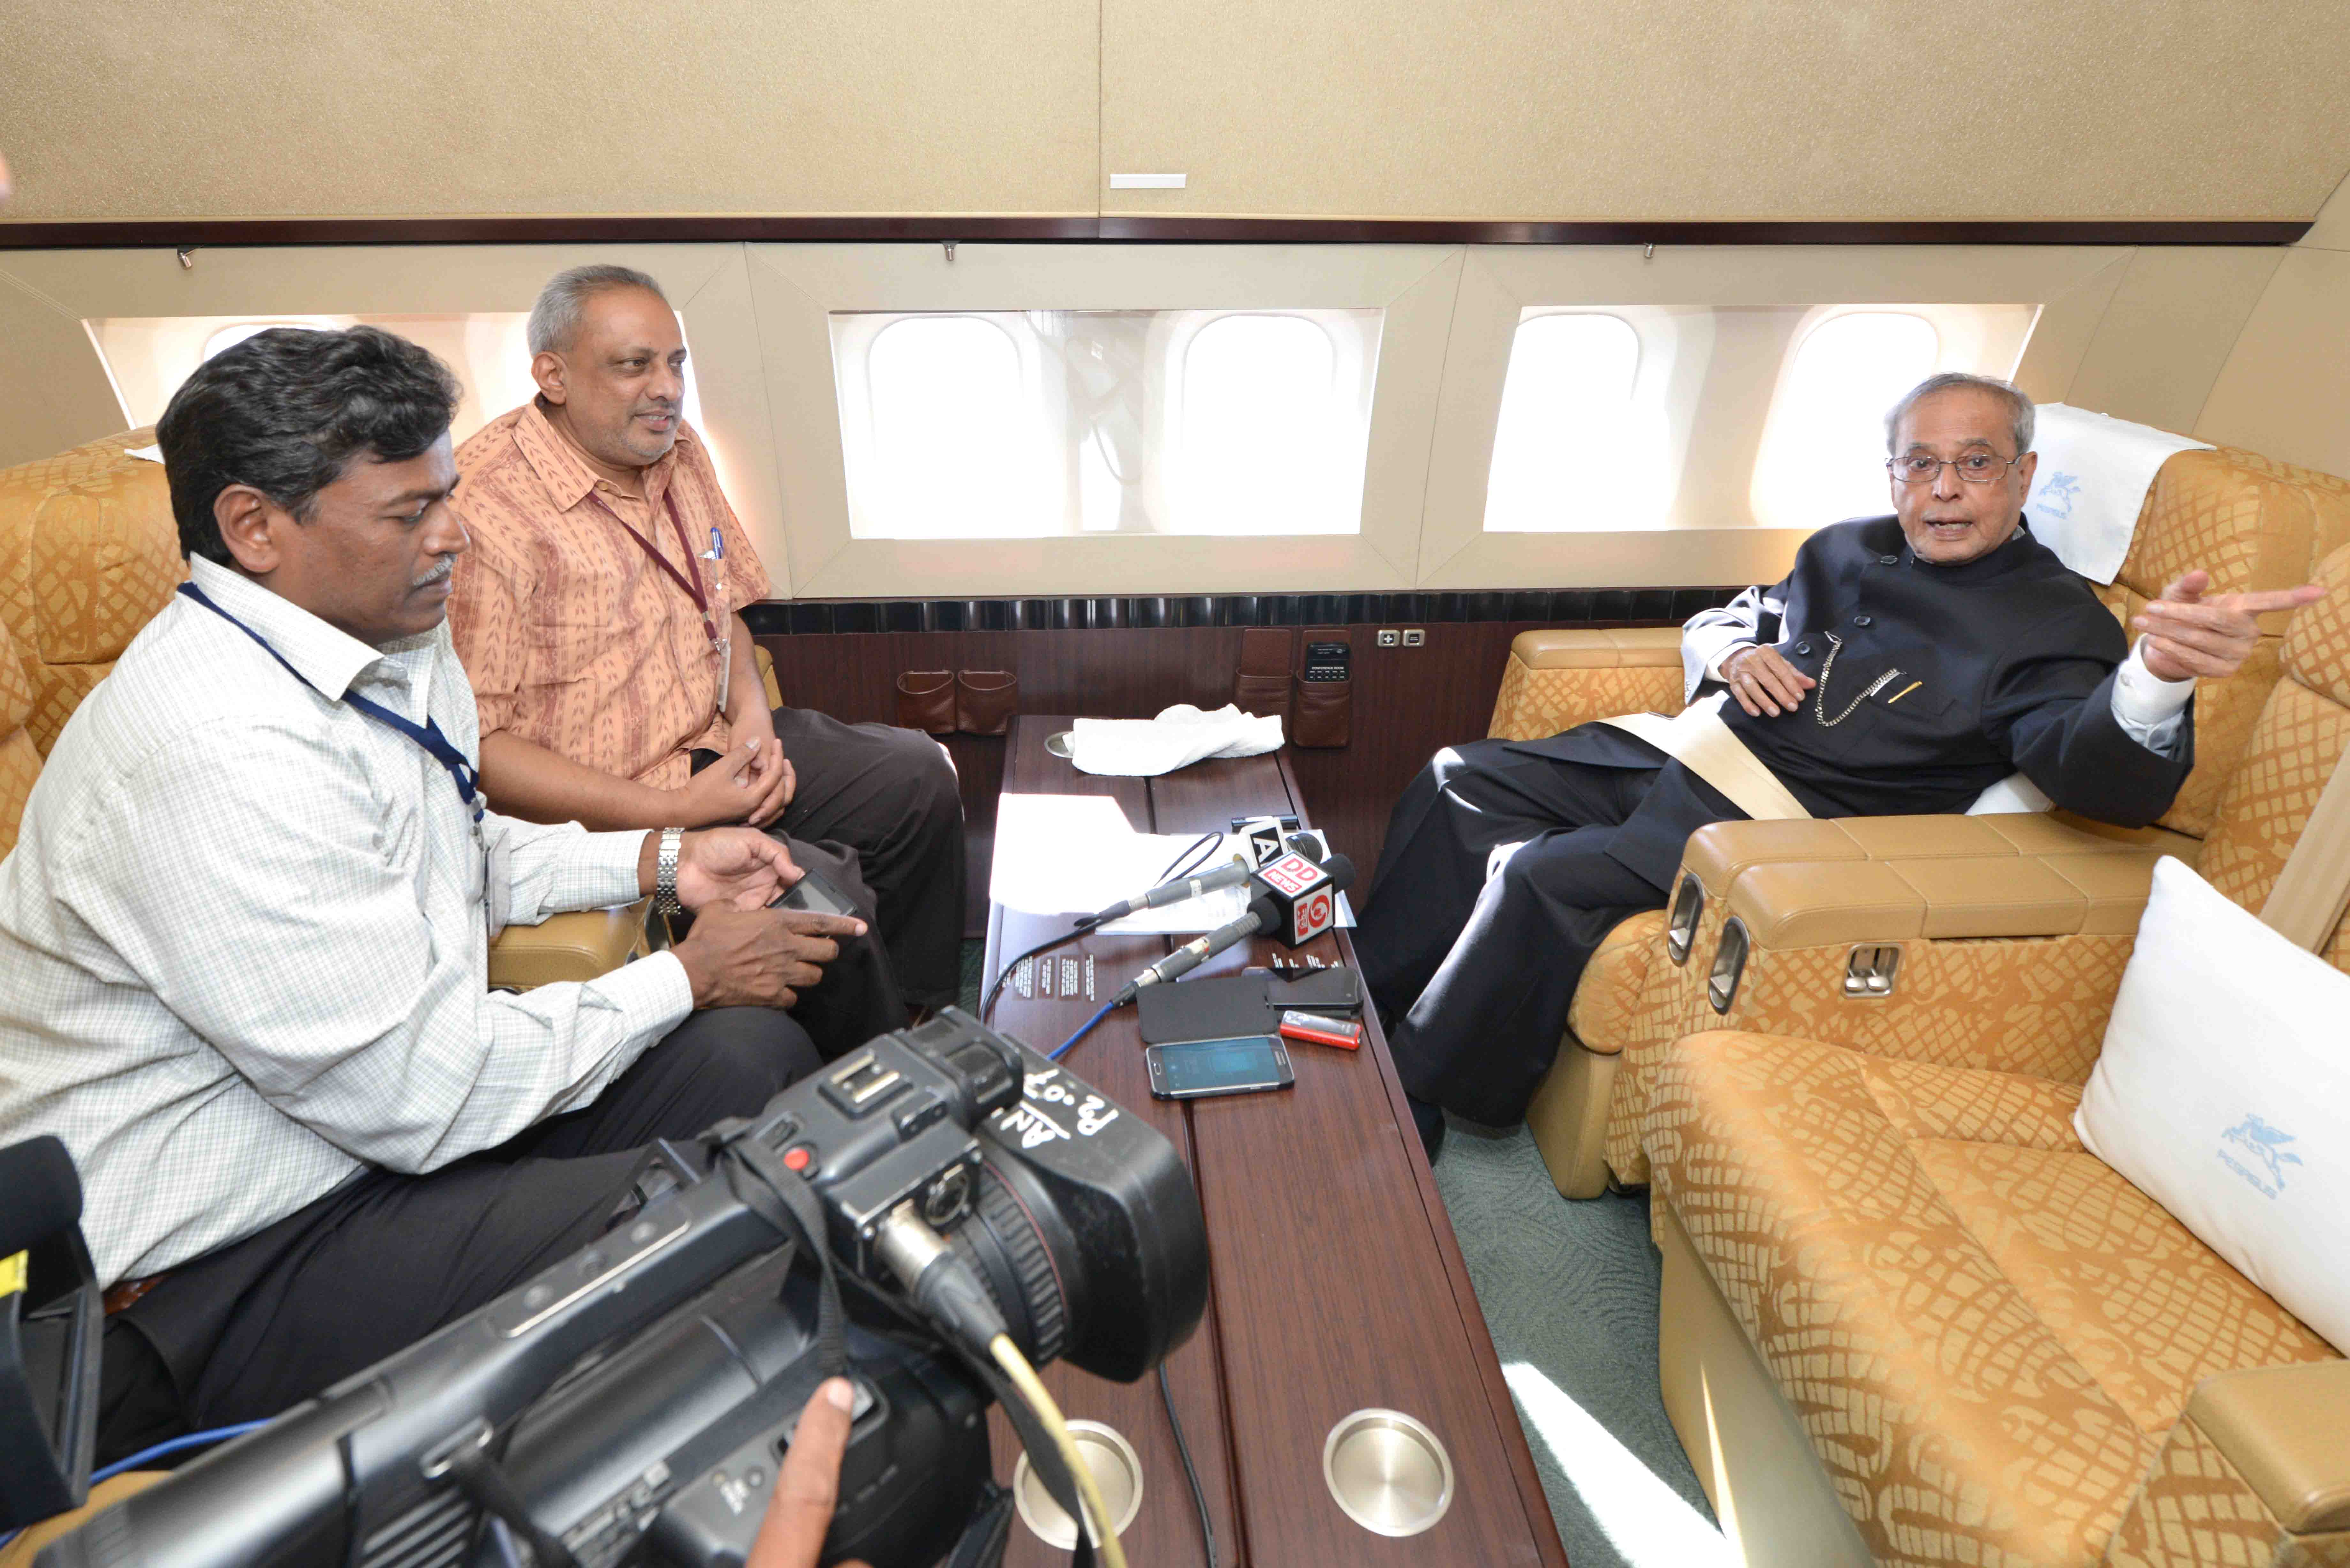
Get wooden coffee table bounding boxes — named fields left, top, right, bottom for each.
left=982, top=717, right=1568, bottom=1566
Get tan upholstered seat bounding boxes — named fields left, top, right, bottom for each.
left=1637, top=539, right=2350, bottom=1565
left=1645, top=1030, right=2340, bottom=1567
left=1497, top=442, right=2350, bottom=1197
left=0, top=432, right=648, bottom=986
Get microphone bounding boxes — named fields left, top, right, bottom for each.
left=0, top=1135, right=81, bottom=1259
left=1084, top=834, right=1328, bottom=926
left=1112, top=852, right=1356, bottom=1004
left=1085, top=855, right=1252, bottom=926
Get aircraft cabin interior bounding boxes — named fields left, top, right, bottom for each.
left=3, top=7, right=2349, bottom=1568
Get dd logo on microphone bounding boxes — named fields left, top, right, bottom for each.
left=1257, top=852, right=1337, bottom=945
left=1290, top=889, right=1333, bottom=944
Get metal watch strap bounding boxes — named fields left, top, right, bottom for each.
left=655, top=827, right=685, bottom=916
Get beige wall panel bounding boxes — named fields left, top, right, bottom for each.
left=2062, top=247, right=2283, bottom=433
left=1100, top=1, right=2350, bottom=221
left=744, top=243, right=1459, bottom=599
left=2195, top=247, right=2350, bottom=480
left=2299, top=170, right=2350, bottom=252
left=2011, top=254, right=2132, bottom=404
left=0, top=244, right=792, bottom=568
left=0, top=1, right=1097, bottom=221
left=1416, top=245, right=2128, bottom=588
left=0, top=271, right=129, bottom=469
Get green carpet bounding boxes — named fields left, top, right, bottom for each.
left=1431, top=1119, right=1731, bottom=1568
left=958, top=937, right=986, bottom=1014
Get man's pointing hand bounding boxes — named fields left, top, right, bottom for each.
left=2134, top=571, right=2324, bottom=684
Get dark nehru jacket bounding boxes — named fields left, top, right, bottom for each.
left=1506, top=516, right=2196, bottom=889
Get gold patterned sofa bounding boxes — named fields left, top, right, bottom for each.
left=1493, top=446, right=2350, bottom=1201
left=0, top=429, right=652, bottom=984
left=1484, top=445, right=2350, bottom=1566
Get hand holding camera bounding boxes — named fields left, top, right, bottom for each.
left=746, top=1381, right=870, bottom=1568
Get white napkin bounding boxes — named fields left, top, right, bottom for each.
left=1068, top=704, right=1284, bottom=777
left=2025, top=403, right=2211, bottom=585
left=125, top=444, right=163, bottom=463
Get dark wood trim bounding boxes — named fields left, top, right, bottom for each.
left=0, top=214, right=2311, bottom=250
left=1096, top=216, right=2315, bottom=246
left=0, top=215, right=1101, bottom=249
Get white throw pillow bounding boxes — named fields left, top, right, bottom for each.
left=2075, top=857, right=2350, bottom=1353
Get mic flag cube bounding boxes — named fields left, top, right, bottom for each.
left=1242, top=818, right=1287, bottom=869
left=1255, top=851, right=1339, bottom=946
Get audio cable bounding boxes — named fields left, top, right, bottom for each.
left=990, top=1334, right=1129, bottom=1568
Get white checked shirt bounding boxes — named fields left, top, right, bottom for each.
left=0, top=557, right=693, bottom=1286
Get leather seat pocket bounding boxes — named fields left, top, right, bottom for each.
left=956, top=670, right=1019, bottom=735
left=1236, top=627, right=1295, bottom=721
left=895, top=670, right=955, bottom=734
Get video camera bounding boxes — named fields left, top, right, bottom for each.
left=31, top=1008, right=1208, bottom=1568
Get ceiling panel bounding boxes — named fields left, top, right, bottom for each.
left=0, top=0, right=1099, bottom=219
left=1101, top=0, right=2350, bottom=222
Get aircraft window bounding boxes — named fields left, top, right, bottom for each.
left=832, top=307, right=1380, bottom=539
left=1748, top=310, right=1944, bottom=530
left=86, top=312, right=709, bottom=452
left=1482, top=312, right=1650, bottom=532
left=1172, top=313, right=1365, bottom=536
left=859, top=314, right=1047, bottom=539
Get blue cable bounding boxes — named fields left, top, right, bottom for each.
left=93, top=1421, right=269, bottom=1483
left=0, top=1421, right=267, bottom=1553
left=1048, top=1000, right=1116, bottom=1060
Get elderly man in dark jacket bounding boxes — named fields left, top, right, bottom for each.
left=1359, top=372, right=2320, bottom=1156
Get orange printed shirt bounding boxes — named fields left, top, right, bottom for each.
left=449, top=402, right=772, bottom=790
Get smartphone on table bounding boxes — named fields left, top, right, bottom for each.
left=1145, top=1035, right=1295, bottom=1101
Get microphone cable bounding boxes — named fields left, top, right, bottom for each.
left=0, top=1421, right=271, bottom=1555
left=980, top=832, right=1222, bottom=1022
left=1047, top=1000, right=1117, bottom=1062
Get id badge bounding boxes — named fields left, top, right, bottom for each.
left=712, top=629, right=732, bottom=717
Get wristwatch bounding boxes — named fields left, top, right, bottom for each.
left=655, top=827, right=686, bottom=916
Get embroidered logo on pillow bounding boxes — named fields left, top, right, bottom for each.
left=2219, top=1113, right=2305, bottom=1199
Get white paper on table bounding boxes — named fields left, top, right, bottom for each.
left=987, top=795, right=1355, bottom=933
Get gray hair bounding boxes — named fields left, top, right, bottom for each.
left=1885, top=372, right=2035, bottom=456
left=526, top=264, right=669, bottom=357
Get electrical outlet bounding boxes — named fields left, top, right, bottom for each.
left=1402, top=628, right=1425, bottom=647
left=1376, top=629, right=1400, bottom=647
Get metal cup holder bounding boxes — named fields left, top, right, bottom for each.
left=1012, top=1419, right=1144, bottom=1549
left=1665, top=872, right=1704, bottom=965
left=1707, top=917, right=1750, bottom=1014
left=1323, top=1408, right=1455, bottom=1537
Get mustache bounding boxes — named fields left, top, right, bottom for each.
left=411, top=557, right=455, bottom=589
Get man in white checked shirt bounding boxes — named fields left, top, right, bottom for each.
left=0, top=327, right=885, bottom=1466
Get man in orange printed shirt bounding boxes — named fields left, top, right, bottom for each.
left=448, top=266, right=964, bottom=1019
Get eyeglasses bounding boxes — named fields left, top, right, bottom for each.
left=1887, top=452, right=2026, bottom=485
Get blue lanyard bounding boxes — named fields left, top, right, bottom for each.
left=177, top=582, right=484, bottom=824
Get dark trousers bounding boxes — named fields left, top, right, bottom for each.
left=1357, top=740, right=1673, bottom=1127
left=754, top=707, right=965, bottom=1010
left=98, top=1006, right=821, bottom=1465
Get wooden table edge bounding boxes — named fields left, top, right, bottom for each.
left=1274, top=745, right=1572, bottom=1568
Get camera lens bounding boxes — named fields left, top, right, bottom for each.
left=946, top=1162, right=1071, bottom=1365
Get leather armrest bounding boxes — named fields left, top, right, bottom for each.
left=1510, top=627, right=1684, bottom=670
left=487, top=898, right=654, bottom=991
left=1702, top=814, right=2172, bottom=947
left=754, top=643, right=782, bottom=709
left=2187, top=1361, right=2350, bottom=1532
